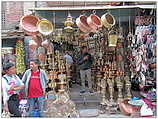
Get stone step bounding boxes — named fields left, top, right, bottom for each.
left=70, top=92, right=101, bottom=97
left=75, top=103, right=100, bottom=110
left=71, top=98, right=101, bottom=103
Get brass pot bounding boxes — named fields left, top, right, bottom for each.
left=87, top=12, right=102, bottom=31
left=108, top=30, right=118, bottom=47
left=76, top=15, right=91, bottom=33
left=101, top=13, right=115, bottom=29
left=37, top=19, right=53, bottom=35
left=20, top=15, right=39, bottom=36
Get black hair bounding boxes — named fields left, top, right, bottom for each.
left=81, top=46, right=87, bottom=49
left=3, top=62, right=15, bottom=71
left=29, top=59, right=40, bottom=65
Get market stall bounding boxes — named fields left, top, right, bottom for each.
left=2, top=1, right=156, bottom=118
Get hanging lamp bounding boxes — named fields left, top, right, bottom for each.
left=64, top=12, right=74, bottom=32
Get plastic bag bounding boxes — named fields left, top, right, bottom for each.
left=2, top=111, right=10, bottom=118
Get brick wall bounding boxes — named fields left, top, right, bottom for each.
left=23, top=2, right=35, bottom=15
left=36, top=1, right=47, bottom=7
left=2, top=1, right=24, bottom=30
left=2, top=1, right=36, bottom=30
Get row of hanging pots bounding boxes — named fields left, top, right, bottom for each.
left=20, top=15, right=54, bottom=36
left=76, top=11, right=115, bottom=33
left=20, top=15, right=54, bottom=53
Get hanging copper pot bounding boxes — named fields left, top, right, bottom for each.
left=108, top=30, right=118, bottom=47
left=76, top=15, right=91, bottom=33
left=37, top=19, right=54, bottom=36
left=101, top=13, right=115, bottom=29
left=20, top=15, right=39, bottom=36
left=87, top=10, right=102, bottom=32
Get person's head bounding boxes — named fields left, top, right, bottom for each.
left=3, top=62, right=16, bottom=75
left=81, top=46, right=88, bottom=53
left=29, top=59, right=40, bottom=71
left=65, top=51, right=69, bottom=55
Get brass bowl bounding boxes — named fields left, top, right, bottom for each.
left=37, top=19, right=53, bottom=35
left=101, top=13, right=115, bottom=29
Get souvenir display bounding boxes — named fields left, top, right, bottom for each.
left=64, top=13, right=74, bottom=33
left=15, top=40, right=26, bottom=74
left=2, top=1, right=156, bottom=118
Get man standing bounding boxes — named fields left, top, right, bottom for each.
left=78, top=46, right=93, bottom=93
left=22, top=59, right=48, bottom=117
left=63, top=51, right=73, bottom=65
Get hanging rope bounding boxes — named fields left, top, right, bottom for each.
left=119, top=9, right=121, bottom=28
left=128, top=9, right=131, bottom=32
left=53, top=11, right=56, bottom=30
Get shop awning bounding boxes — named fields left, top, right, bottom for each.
left=29, top=5, right=157, bottom=11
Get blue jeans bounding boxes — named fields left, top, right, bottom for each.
left=28, top=96, right=45, bottom=117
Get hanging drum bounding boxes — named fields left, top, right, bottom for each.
left=108, top=30, right=118, bottom=47
left=20, top=15, right=39, bottom=36
left=76, top=15, right=91, bottom=33
left=87, top=11, right=102, bottom=32
left=37, top=19, right=54, bottom=36
left=101, top=13, right=115, bottom=29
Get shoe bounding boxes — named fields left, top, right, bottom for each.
left=80, top=90, right=86, bottom=93
left=89, top=90, right=94, bottom=94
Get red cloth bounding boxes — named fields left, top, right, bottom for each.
left=28, top=71, right=43, bottom=98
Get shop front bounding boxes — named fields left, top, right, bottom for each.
left=1, top=1, right=157, bottom=118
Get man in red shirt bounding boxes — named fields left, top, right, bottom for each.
left=22, top=59, right=48, bottom=117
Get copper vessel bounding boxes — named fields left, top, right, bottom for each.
left=20, top=15, right=39, bottom=36
left=119, top=99, right=142, bottom=116
left=101, top=13, right=115, bottom=29
left=119, top=99, right=134, bottom=115
left=76, top=15, right=91, bottom=33
left=87, top=11, right=102, bottom=31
